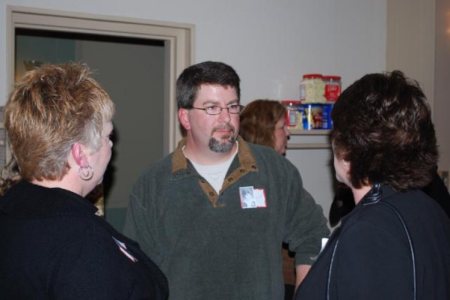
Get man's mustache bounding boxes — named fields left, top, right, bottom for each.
left=212, top=124, right=236, bottom=135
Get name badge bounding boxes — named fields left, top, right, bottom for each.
left=239, top=186, right=267, bottom=209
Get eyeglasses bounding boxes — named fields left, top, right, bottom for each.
left=190, top=104, right=243, bottom=115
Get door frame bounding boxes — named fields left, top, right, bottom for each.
left=6, top=5, right=194, bottom=154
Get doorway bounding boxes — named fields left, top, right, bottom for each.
left=7, top=6, right=194, bottom=231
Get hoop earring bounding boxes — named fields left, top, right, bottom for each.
left=79, top=165, right=94, bottom=181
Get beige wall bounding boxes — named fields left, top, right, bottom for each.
left=387, top=0, right=435, bottom=104
left=77, top=39, right=165, bottom=209
left=434, top=0, right=450, bottom=174
left=387, top=0, right=449, bottom=175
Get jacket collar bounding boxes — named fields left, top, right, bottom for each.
left=171, top=136, right=258, bottom=175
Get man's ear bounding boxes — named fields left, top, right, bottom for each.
left=71, top=143, right=89, bottom=167
left=178, top=108, right=191, bottom=131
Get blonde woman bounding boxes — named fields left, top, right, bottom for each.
left=0, top=63, right=168, bottom=299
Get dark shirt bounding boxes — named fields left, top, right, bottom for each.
left=297, top=185, right=450, bottom=299
left=0, top=181, right=168, bottom=299
left=329, top=169, right=450, bottom=226
left=422, top=170, right=450, bottom=217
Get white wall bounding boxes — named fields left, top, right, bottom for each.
left=0, top=0, right=387, bottom=220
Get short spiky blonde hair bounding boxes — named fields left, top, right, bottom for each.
left=5, top=63, right=115, bottom=181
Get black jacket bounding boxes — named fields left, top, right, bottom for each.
left=329, top=169, right=450, bottom=227
left=297, top=185, right=450, bottom=300
left=0, top=181, right=168, bottom=299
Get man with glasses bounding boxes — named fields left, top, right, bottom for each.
left=124, top=61, right=329, bottom=300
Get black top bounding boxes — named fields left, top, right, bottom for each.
left=0, top=181, right=168, bottom=299
left=329, top=169, right=450, bottom=227
left=422, top=169, right=450, bottom=217
left=296, top=185, right=450, bottom=300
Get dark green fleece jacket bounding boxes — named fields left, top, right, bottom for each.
left=124, top=137, right=329, bottom=300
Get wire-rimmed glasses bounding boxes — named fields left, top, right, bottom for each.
left=190, top=104, right=243, bottom=115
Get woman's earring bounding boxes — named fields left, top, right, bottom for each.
left=79, top=165, right=94, bottom=181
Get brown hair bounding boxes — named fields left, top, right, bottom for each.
left=176, top=61, right=241, bottom=109
left=330, top=70, right=437, bottom=190
left=5, top=63, right=115, bottom=181
left=239, top=99, right=286, bottom=148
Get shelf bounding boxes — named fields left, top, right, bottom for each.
left=287, top=129, right=330, bottom=149
left=287, top=143, right=330, bottom=149
left=288, top=129, right=330, bottom=136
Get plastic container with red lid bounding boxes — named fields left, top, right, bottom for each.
left=300, top=74, right=325, bottom=103
left=323, top=75, right=341, bottom=102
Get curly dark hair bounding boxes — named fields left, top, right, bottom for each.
left=239, top=99, right=286, bottom=148
left=176, top=61, right=240, bottom=109
left=330, top=70, right=437, bottom=190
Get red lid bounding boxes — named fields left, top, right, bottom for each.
left=323, top=75, right=341, bottom=81
left=303, top=73, right=323, bottom=79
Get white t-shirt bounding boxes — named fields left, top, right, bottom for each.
left=189, top=148, right=238, bottom=194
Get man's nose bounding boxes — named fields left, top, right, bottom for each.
left=218, top=107, right=232, bottom=121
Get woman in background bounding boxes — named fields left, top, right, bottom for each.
left=240, top=99, right=295, bottom=299
left=240, top=99, right=290, bottom=155
left=0, top=63, right=168, bottom=299
left=296, top=70, right=450, bottom=299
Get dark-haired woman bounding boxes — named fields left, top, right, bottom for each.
left=296, top=71, right=450, bottom=299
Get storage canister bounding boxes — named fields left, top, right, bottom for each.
left=281, top=100, right=302, bottom=129
left=322, top=103, right=334, bottom=129
left=302, top=103, right=323, bottom=130
left=323, top=75, right=341, bottom=102
left=300, top=74, right=325, bottom=103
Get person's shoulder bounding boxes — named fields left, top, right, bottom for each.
left=247, top=142, right=299, bottom=174
left=56, top=215, right=126, bottom=261
left=246, top=142, right=291, bottom=164
left=55, top=213, right=100, bottom=240
left=51, top=218, right=164, bottom=299
left=136, top=153, right=173, bottom=180
left=340, top=199, right=403, bottom=234
left=337, top=206, right=402, bottom=255
left=18, top=213, right=101, bottom=257
left=386, top=188, right=448, bottom=220
left=339, top=190, right=433, bottom=242
left=246, top=141, right=277, bottom=155
left=130, top=153, right=176, bottom=201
